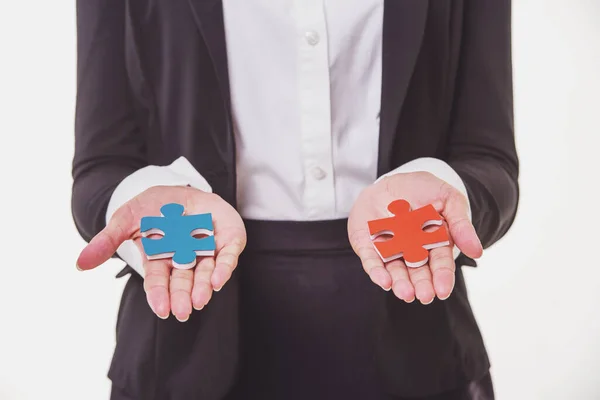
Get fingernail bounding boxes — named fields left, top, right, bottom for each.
left=475, top=238, right=483, bottom=255
left=420, top=297, right=434, bottom=305
left=213, top=286, right=223, bottom=292
left=438, top=293, right=451, bottom=301
left=157, top=303, right=169, bottom=319
left=176, top=315, right=189, bottom=323
left=380, top=280, right=392, bottom=292
left=193, top=305, right=204, bottom=311
left=405, top=296, right=415, bottom=303
left=76, top=263, right=83, bottom=271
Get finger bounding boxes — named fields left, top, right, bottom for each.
left=170, top=268, right=194, bottom=322
left=408, top=265, right=435, bottom=305
left=212, top=238, right=244, bottom=291
left=386, top=259, right=415, bottom=302
left=350, top=229, right=392, bottom=290
left=169, top=269, right=193, bottom=323
left=442, top=190, right=483, bottom=259
left=428, top=246, right=456, bottom=300
left=143, top=260, right=171, bottom=319
left=357, top=245, right=392, bottom=291
left=76, top=203, right=136, bottom=271
left=192, top=256, right=215, bottom=310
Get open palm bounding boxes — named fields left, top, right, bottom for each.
left=76, top=186, right=246, bottom=321
left=348, top=172, right=483, bottom=304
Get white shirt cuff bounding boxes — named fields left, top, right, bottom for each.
left=105, top=157, right=212, bottom=277
left=375, top=157, right=471, bottom=260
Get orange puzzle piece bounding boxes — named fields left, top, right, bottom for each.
left=367, top=199, right=450, bottom=267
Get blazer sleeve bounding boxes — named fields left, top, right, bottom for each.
left=445, top=0, right=520, bottom=249
left=71, top=0, right=147, bottom=242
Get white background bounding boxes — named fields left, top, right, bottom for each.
left=0, top=0, right=598, bottom=399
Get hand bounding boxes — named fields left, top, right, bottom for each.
left=76, top=186, right=246, bottom=321
left=348, top=172, right=483, bottom=304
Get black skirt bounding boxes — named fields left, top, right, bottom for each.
left=228, top=219, right=388, bottom=399
left=108, top=219, right=493, bottom=400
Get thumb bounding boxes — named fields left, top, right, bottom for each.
left=76, top=203, right=136, bottom=271
left=442, top=189, right=483, bottom=259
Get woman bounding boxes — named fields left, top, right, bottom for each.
left=73, top=1, right=518, bottom=399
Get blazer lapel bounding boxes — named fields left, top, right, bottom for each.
left=378, top=0, right=429, bottom=176
left=186, top=0, right=231, bottom=114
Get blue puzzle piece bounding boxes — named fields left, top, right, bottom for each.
left=140, top=203, right=216, bottom=269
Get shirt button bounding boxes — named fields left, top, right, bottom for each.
left=311, top=166, right=327, bottom=180
left=305, top=30, right=320, bottom=46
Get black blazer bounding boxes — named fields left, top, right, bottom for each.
left=72, top=0, right=519, bottom=398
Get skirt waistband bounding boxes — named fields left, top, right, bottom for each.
left=242, top=219, right=352, bottom=253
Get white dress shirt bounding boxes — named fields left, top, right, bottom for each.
left=106, top=0, right=470, bottom=277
